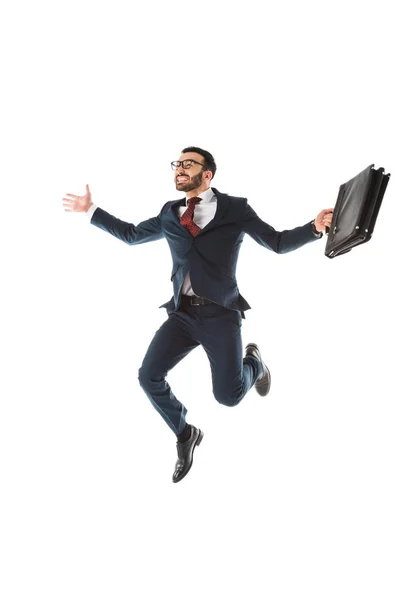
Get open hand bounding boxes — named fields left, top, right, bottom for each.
left=62, top=184, right=93, bottom=213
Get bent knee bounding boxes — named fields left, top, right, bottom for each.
left=213, top=390, right=241, bottom=407
left=138, top=365, right=151, bottom=388
left=138, top=364, right=165, bottom=390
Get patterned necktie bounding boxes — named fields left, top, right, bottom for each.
left=180, top=196, right=202, bottom=237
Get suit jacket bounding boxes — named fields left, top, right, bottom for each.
left=90, top=187, right=321, bottom=315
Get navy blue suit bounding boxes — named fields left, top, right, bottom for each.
left=91, top=187, right=321, bottom=435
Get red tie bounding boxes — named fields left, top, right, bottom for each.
left=180, top=196, right=201, bottom=237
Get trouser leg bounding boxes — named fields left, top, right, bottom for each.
left=138, top=312, right=199, bottom=435
left=197, top=307, right=263, bottom=406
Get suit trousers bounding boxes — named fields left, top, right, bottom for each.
left=138, top=302, right=263, bottom=436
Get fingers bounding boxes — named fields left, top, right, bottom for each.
left=62, top=184, right=90, bottom=213
left=322, top=215, right=333, bottom=227
left=316, top=210, right=333, bottom=226
left=316, top=208, right=334, bottom=225
left=62, top=186, right=89, bottom=211
left=62, top=197, right=78, bottom=212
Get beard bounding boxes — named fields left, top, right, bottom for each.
left=175, top=170, right=204, bottom=192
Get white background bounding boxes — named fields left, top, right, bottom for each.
left=1, top=0, right=399, bottom=598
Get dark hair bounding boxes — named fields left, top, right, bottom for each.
left=181, top=146, right=217, bottom=179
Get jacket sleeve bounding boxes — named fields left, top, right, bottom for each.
left=90, top=206, right=164, bottom=245
left=241, top=201, right=322, bottom=254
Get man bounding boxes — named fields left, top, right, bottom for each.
left=63, top=146, right=333, bottom=483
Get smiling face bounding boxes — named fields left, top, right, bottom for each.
left=174, top=152, right=212, bottom=197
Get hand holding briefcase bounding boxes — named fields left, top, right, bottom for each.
left=325, top=164, right=390, bottom=258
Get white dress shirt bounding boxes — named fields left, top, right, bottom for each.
left=86, top=187, right=217, bottom=297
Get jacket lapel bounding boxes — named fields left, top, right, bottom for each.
left=197, top=188, right=230, bottom=236
left=168, top=197, right=188, bottom=227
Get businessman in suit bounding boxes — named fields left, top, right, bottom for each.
left=63, top=146, right=333, bottom=483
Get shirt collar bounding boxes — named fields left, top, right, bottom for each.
left=185, top=187, right=216, bottom=206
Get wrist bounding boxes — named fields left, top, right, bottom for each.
left=311, top=220, right=322, bottom=236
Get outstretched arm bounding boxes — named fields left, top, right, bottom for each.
left=62, top=184, right=164, bottom=245
left=242, top=202, right=332, bottom=254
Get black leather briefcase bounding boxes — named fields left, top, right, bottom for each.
left=324, top=164, right=390, bottom=258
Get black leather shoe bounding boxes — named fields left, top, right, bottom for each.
left=245, top=343, right=271, bottom=396
left=173, top=425, right=204, bottom=483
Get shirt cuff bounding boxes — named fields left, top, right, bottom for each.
left=311, top=220, right=323, bottom=238
left=86, top=204, right=98, bottom=220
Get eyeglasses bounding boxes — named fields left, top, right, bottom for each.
left=171, top=159, right=205, bottom=170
